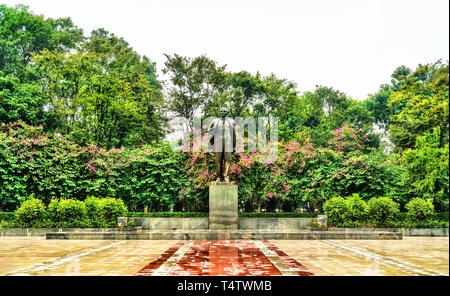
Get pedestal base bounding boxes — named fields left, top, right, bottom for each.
left=209, top=183, right=238, bottom=230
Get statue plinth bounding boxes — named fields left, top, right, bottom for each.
left=209, top=183, right=238, bottom=230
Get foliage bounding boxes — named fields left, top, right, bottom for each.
left=97, top=197, right=127, bottom=227
left=405, top=198, right=436, bottom=223
left=286, top=86, right=377, bottom=147
left=125, top=212, right=208, bottom=218
left=0, top=212, right=15, bottom=222
left=388, top=61, right=449, bottom=151
left=0, top=4, right=83, bottom=81
left=163, top=54, right=227, bottom=129
left=0, top=73, right=46, bottom=125
left=323, top=197, right=349, bottom=225
left=346, top=194, right=368, bottom=222
left=238, top=212, right=319, bottom=218
left=323, top=194, right=368, bottom=225
left=367, top=197, right=400, bottom=225
left=402, top=128, right=449, bottom=211
left=182, top=125, right=403, bottom=212
left=48, top=199, right=87, bottom=227
left=0, top=121, right=190, bottom=211
left=33, top=31, right=167, bottom=149
left=15, top=197, right=46, bottom=227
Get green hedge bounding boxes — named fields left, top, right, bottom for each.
left=436, top=212, right=449, bottom=221
left=238, top=212, right=319, bottom=218
left=0, top=212, right=15, bottom=222
left=0, top=197, right=127, bottom=228
left=125, top=212, right=208, bottom=218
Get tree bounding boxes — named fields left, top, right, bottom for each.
left=0, top=72, right=45, bottom=125
left=33, top=30, right=167, bottom=148
left=403, top=127, right=449, bottom=211
left=364, top=84, right=391, bottom=128
left=226, top=71, right=264, bottom=118
left=162, top=54, right=226, bottom=130
left=0, top=4, right=83, bottom=82
left=388, top=61, right=449, bottom=151
left=290, top=86, right=376, bottom=147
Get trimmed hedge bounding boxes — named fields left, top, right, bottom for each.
left=238, top=212, right=319, bottom=218
left=405, top=198, right=435, bottom=222
left=15, top=198, right=46, bottom=227
left=126, top=212, right=208, bottom=218
left=1, top=197, right=127, bottom=228
left=0, top=212, right=15, bottom=222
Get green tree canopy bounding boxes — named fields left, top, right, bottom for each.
left=33, top=30, right=167, bottom=148
left=388, top=61, right=449, bottom=151
left=0, top=4, right=83, bottom=82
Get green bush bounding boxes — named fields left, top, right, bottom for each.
left=98, top=198, right=127, bottom=227
left=48, top=199, right=87, bottom=227
left=436, top=212, right=449, bottom=221
left=346, top=194, right=368, bottom=222
left=323, top=197, right=350, bottom=225
left=367, top=197, right=399, bottom=226
left=85, top=196, right=102, bottom=219
left=405, top=198, right=435, bottom=222
left=0, top=212, right=15, bottom=222
left=15, top=198, right=46, bottom=227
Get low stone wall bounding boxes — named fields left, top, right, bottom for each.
left=0, top=228, right=133, bottom=237
left=118, top=217, right=315, bottom=230
left=1, top=216, right=448, bottom=237
left=46, top=230, right=403, bottom=240
left=311, top=227, right=449, bottom=237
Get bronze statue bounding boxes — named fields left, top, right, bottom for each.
left=209, top=107, right=236, bottom=183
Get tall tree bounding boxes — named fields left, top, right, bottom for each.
left=388, top=61, right=449, bottom=151
left=0, top=4, right=83, bottom=82
left=0, top=72, right=45, bottom=125
left=34, top=30, right=167, bottom=148
left=294, top=86, right=376, bottom=147
left=162, top=54, right=226, bottom=130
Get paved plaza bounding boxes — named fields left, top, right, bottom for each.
left=0, top=237, right=448, bottom=276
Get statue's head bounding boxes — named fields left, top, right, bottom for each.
left=220, top=106, right=228, bottom=118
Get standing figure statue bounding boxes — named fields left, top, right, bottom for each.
left=209, top=107, right=236, bottom=183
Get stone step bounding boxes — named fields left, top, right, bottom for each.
left=46, top=230, right=402, bottom=240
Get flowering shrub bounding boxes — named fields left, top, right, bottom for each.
left=0, top=121, right=188, bottom=212
left=0, top=121, right=409, bottom=212
left=327, top=125, right=372, bottom=154
left=182, top=125, right=403, bottom=212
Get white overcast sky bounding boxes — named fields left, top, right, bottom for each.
left=3, top=0, right=449, bottom=100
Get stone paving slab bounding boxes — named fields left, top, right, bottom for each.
left=45, top=230, right=402, bottom=240
left=0, top=237, right=447, bottom=276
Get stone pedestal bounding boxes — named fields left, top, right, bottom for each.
left=209, top=183, right=238, bottom=230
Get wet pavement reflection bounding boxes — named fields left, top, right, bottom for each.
left=0, top=237, right=448, bottom=276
